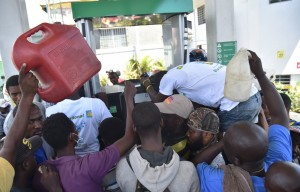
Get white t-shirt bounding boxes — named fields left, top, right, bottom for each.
left=46, top=97, right=112, bottom=156
left=159, top=62, right=257, bottom=111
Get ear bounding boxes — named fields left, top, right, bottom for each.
left=133, top=126, right=137, bottom=133
left=203, top=132, right=213, bottom=139
left=160, top=118, right=164, bottom=128
left=232, top=156, right=241, bottom=166
left=22, top=159, right=30, bottom=171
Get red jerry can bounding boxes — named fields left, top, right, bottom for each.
left=12, top=23, right=101, bottom=102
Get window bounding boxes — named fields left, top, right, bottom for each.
left=274, top=75, right=291, bottom=85
left=95, top=28, right=127, bottom=49
left=197, top=5, right=205, bottom=25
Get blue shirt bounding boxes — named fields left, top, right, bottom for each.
left=34, top=146, right=47, bottom=165
left=197, top=124, right=292, bottom=192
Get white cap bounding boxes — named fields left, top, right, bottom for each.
left=224, top=48, right=253, bottom=102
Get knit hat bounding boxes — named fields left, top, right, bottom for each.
left=16, top=135, right=42, bottom=164
left=155, top=95, right=194, bottom=119
left=187, top=107, right=219, bottom=134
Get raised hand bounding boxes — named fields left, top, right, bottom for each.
left=18, top=63, right=39, bottom=98
left=124, top=81, right=137, bottom=100
left=248, top=50, right=265, bottom=79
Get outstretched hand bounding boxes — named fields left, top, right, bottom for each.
left=18, top=64, right=39, bottom=98
left=248, top=50, right=265, bottom=79
left=124, top=81, right=137, bottom=100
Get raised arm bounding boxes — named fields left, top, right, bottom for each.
left=192, top=140, right=224, bottom=165
left=140, top=76, right=168, bottom=102
left=114, top=81, right=137, bottom=156
left=0, top=64, right=38, bottom=165
left=248, top=50, right=289, bottom=128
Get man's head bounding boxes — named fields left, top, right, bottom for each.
left=280, top=93, right=291, bottom=115
left=155, top=95, right=193, bottom=136
left=13, top=104, right=43, bottom=138
left=12, top=136, right=42, bottom=177
left=223, top=121, right=268, bottom=167
left=42, top=113, right=78, bottom=152
left=99, top=117, right=125, bottom=147
left=107, top=70, right=120, bottom=85
left=265, top=161, right=300, bottom=192
left=186, top=107, right=219, bottom=151
left=6, top=75, right=21, bottom=105
left=132, top=102, right=161, bottom=138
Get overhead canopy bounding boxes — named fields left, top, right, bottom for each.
left=71, top=0, right=193, bottom=19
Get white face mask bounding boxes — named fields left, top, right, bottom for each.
left=71, top=133, right=84, bottom=148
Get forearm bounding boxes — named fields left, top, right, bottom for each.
left=115, top=89, right=136, bottom=156
left=257, top=75, right=289, bottom=128
left=146, top=85, right=164, bottom=103
left=192, top=140, right=223, bottom=165
left=0, top=95, right=34, bottom=163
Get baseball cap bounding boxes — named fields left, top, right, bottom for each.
left=224, top=48, right=253, bottom=102
left=187, top=107, right=219, bottom=134
left=0, top=99, right=10, bottom=108
left=16, top=135, right=42, bottom=164
left=155, top=95, right=194, bottom=119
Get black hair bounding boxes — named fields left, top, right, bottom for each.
left=132, top=102, right=161, bottom=137
left=42, top=113, right=74, bottom=151
left=6, top=75, right=19, bottom=93
left=280, top=93, right=291, bottom=112
left=99, top=117, right=125, bottom=146
left=13, top=103, right=38, bottom=118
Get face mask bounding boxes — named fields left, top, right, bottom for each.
left=71, top=133, right=86, bottom=149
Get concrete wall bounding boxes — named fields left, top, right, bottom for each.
left=234, top=0, right=300, bottom=77
left=95, top=25, right=165, bottom=80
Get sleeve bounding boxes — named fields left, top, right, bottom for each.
left=0, top=157, right=15, bottom=192
left=265, top=124, right=292, bottom=170
left=197, top=163, right=224, bottom=192
left=86, top=144, right=120, bottom=179
left=159, top=68, right=187, bottom=96
left=92, top=99, right=112, bottom=125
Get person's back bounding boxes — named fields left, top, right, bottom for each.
left=99, top=117, right=125, bottom=192
left=142, top=61, right=261, bottom=132
left=46, top=93, right=112, bottom=156
left=116, top=102, right=199, bottom=192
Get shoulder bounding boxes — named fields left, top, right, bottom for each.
left=268, top=124, right=290, bottom=138
left=0, top=157, right=14, bottom=172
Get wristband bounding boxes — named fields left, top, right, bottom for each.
left=146, top=85, right=152, bottom=92
left=143, top=79, right=151, bottom=86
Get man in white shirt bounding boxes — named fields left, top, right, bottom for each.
left=46, top=90, right=112, bottom=156
left=141, top=62, right=261, bottom=132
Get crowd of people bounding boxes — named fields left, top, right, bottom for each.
left=0, top=50, right=300, bottom=192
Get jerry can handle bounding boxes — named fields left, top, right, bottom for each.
left=37, top=82, right=56, bottom=102
left=22, top=23, right=52, bottom=43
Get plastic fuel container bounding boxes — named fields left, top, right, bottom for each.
left=12, top=23, right=101, bottom=102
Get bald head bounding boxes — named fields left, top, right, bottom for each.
left=265, top=161, right=300, bottom=192
left=224, top=121, right=268, bottom=164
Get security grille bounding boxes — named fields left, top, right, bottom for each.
left=197, top=5, right=205, bottom=25
left=274, top=75, right=291, bottom=85
left=97, top=28, right=128, bottom=49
